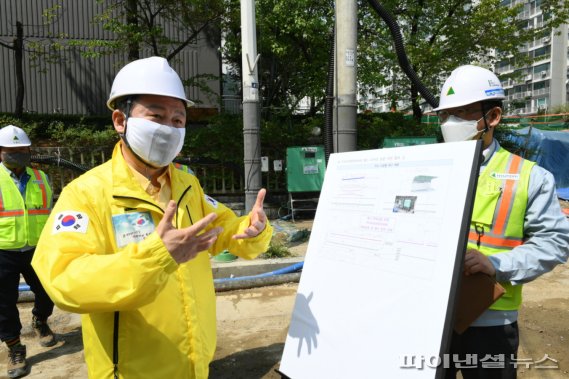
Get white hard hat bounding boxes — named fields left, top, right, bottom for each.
left=433, top=65, right=505, bottom=111
left=0, top=125, right=32, bottom=147
left=107, top=56, right=195, bottom=110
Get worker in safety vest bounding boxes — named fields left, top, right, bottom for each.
left=31, top=56, right=273, bottom=379
left=434, top=65, right=569, bottom=379
left=0, top=125, right=56, bottom=379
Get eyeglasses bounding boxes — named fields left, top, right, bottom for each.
left=437, top=108, right=482, bottom=123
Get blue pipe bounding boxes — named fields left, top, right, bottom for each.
left=213, top=261, right=304, bottom=283
left=18, top=261, right=305, bottom=291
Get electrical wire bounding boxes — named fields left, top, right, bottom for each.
left=366, top=0, right=439, bottom=108
left=31, top=155, right=90, bottom=173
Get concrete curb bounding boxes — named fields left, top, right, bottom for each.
left=211, top=256, right=304, bottom=279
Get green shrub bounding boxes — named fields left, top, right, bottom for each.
left=357, top=112, right=441, bottom=150
left=260, top=240, right=292, bottom=259
left=0, top=113, right=116, bottom=147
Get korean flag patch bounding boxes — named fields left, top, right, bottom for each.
left=52, top=211, right=89, bottom=234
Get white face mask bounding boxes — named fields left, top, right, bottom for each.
left=124, top=117, right=185, bottom=167
left=440, top=115, right=483, bottom=143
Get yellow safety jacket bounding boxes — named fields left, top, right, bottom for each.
left=173, top=162, right=194, bottom=175
left=32, top=143, right=272, bottom=379
left=0, top=166, right=52, bottom=249
left=468, top=147, right=534, bottom=311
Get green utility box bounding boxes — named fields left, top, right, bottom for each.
left=286, top=146, right=326, bottom=192
left=382, top=136, right=437, bottom=148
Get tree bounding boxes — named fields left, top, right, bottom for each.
left=0, top=3, right=69, bottom=116
left=358, top=0, right=569, bottom=121
left=86, top=0, right=224, bottom=61
left=27, top=0, right=228, bottom=107
left=0, top=22, right=25, bottom=116
left=89, top=0, right=226, bottom=105
left=222, top=0, right=335, bottom=117
left=222, top=0, right=569, bottom=122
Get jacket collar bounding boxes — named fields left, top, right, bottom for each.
left=110, top=142, right=193, bottom=210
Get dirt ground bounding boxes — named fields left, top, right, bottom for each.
left=1, top=265, right=568, bottom=378
left=1, top=218, right=569, bottom=378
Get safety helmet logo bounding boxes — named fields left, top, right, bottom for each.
left=485, top=88, right=505, bottom=97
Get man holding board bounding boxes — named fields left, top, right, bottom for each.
left=435, top=65, right=569, bottom=379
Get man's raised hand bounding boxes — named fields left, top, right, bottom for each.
left=233, top=188, right=267, bottom=239
left=157, top=201, right=223, bottom=264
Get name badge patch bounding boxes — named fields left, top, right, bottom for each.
left=491, top=172, right=520, bottom=181
left=53, top=211, right=89, bottom=234
left=112, top=212, right=156, bottom=248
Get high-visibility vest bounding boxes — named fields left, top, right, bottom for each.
left=0, top=167, right=53, bottom=249
left=468, top=147, right=534, bottom=311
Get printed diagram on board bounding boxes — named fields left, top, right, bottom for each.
left=315, top=157, right=452, bottom=280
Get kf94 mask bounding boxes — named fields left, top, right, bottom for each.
left=440, top=115, right=485, bottom=143
left=124, top=117, right=185, bottom=168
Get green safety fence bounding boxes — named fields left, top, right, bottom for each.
left=502, top=114, right=569, bottom=131
left=406, top=112, right=569, bottom=131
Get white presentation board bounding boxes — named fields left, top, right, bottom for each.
left=279, top=140, right=482, bottom=379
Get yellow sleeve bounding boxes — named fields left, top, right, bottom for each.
left=31, top=185, right=178, bottom=314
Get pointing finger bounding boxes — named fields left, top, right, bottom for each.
left=187, top=212, right=218, bottom=236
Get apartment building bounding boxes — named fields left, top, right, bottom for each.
left=496, top=0, right=569, bottom=115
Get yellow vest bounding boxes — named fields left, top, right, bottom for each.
left=468, top=148, right=534, bottom=310
left=0, top=166, right=53, bottom=249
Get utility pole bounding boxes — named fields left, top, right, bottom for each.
left=241, top=0, right=262, bottom=212
left=334, top=0, right=357, bottom=153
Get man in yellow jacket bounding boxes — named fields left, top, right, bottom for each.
left=32, top=56, right=273, bottom=379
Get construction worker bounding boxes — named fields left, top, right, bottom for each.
left=31, top=56, right=273, bottom=379
left=0, top=125, right=56, bottom=379
left=434, top=65, right=569, bottom=379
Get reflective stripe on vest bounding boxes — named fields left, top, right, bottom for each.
left=0, top=167, right=52, bottom=248
left=468, top=148, right=534, bottom=311
left=492, top=154, right=522, bottom=236
left=32, top=168, right=48, bottom=209
left=467, top=231, right=523, bottom=249
left=28, top=169, right=50, bottom=215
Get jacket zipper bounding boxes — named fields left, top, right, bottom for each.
left=110, top=195, right=157, bottom=379
left=109, top=185, right=192, bottom=375
left=113, top=312, right=119, bottom=378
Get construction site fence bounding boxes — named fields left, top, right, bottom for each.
left=32, top=146, right=287, bottom=197
left=420, top=112, right=569, bottom=131
left=32, top=114, right=569, bottom=196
